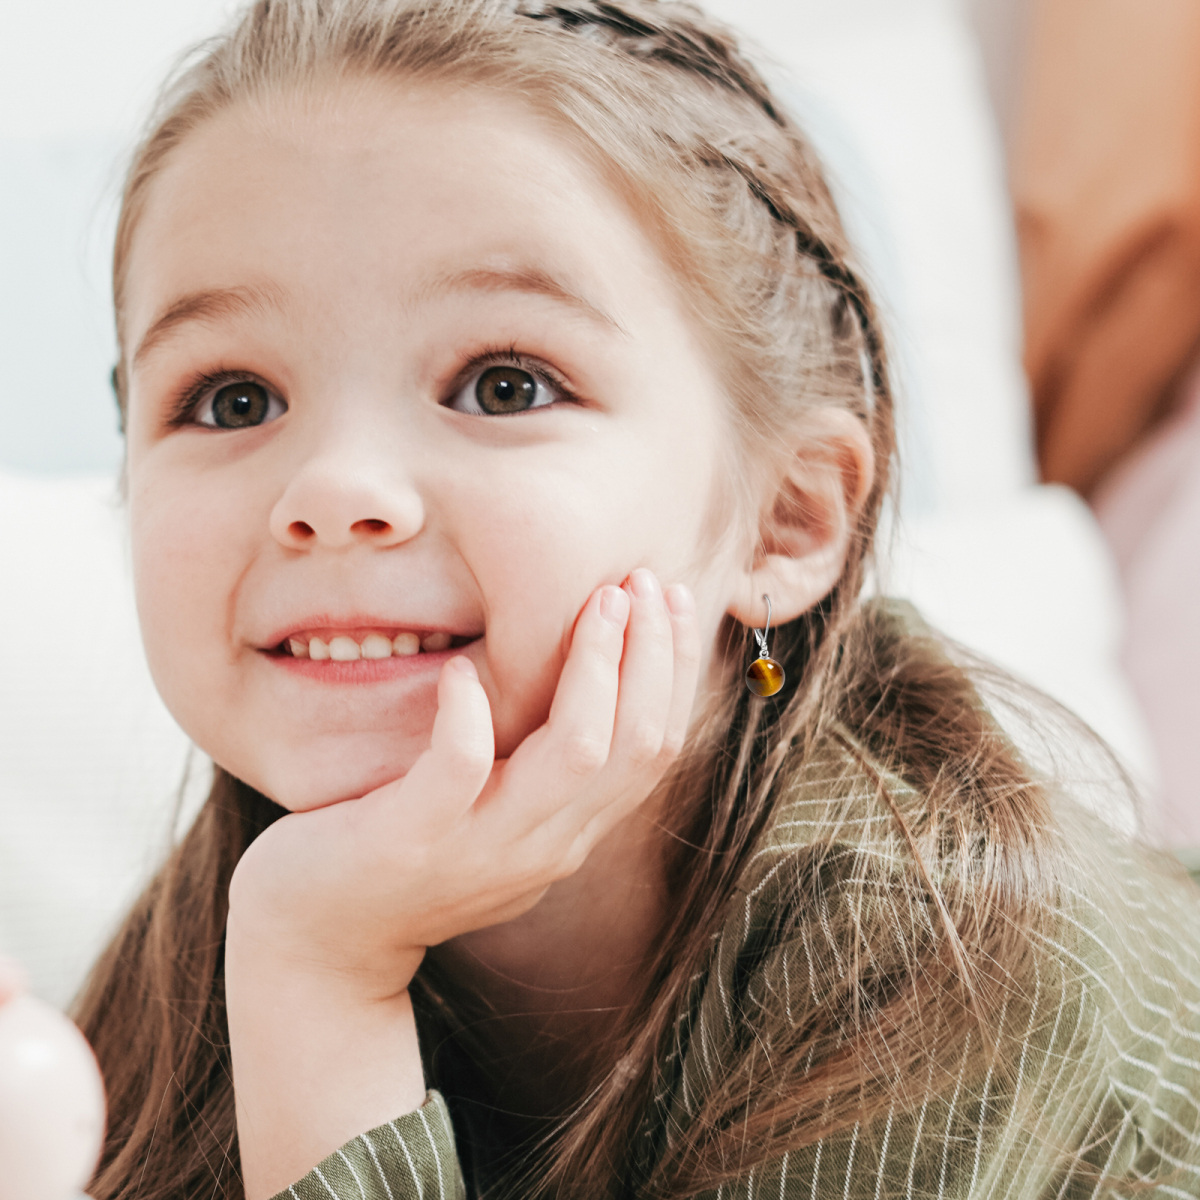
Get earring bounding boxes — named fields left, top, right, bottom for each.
left=745, top=594, right=786, bottom=697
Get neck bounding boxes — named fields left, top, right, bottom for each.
left=424, top=805, right=670, bottom=1118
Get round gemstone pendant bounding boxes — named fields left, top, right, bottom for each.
left=746, top=656, right=785, bottom=697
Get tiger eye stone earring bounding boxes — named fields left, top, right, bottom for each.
left=746, top=594, right=786, bottom=698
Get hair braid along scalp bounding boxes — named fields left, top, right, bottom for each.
left=81, top=3, right=1071, bottom=1198
left=519, top=0, right=888, bottom=400
left=518, top=0, right=789, bottom=124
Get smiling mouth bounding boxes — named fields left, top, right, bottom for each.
left=270, top=630, right=478, bottom=662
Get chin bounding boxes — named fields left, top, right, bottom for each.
left=226, top=739, right=428, bottom=813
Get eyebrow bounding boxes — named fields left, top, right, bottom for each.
left=132, top=283, right=286, bottom=367
left=131, top=264, right=625, bottom=367
left=422, top=265, right=627, bottom=335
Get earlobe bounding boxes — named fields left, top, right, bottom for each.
left=727, top=408, right=875, bottom=629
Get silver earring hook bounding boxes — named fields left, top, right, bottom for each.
left=754, top=594, right=772, bottom=659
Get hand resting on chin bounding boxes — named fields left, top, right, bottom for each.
left=225, top=571, right=700, bottom=1199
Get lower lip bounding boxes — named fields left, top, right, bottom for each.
left=263, top=641, right=478, bottom=685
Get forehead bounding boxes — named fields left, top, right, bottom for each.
left=122, top=78, right=681, bottom=348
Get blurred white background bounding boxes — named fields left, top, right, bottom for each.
left=0, top=0, right=239, bottom=473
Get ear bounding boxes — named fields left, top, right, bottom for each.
left=727, top=408, right=875, bottom=629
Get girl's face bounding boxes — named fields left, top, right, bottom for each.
left=122, top=80, right=746, bottom=811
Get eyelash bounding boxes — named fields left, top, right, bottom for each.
left=165, top=347, right=581, bottom=428
left=166, top=367, right=275, bottom=428
left=443, top=344, right=582, bottom=413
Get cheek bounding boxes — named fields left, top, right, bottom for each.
left=128, top=468, right=246, bottom=726
left=452, top=455, right=727, bottom=757
left=463, top=503, right=597, bottom=759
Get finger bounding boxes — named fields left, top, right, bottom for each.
left=607, top=568, right=676, bottom=776
left=392, top=656, right=495, bottom=827
left=542, top=584, right=629, bottom=771
left=661, top=583, right=701, bottom=759
left=563, top=581, right=698, bottom=857
left=484, top=584, right=628, bottom=837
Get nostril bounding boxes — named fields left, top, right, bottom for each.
left=354, top=518, right=391, bottom=535
left=288, top=520, right=316, bottom=540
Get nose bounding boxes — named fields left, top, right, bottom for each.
left=269, top=447, right=426, bottom=551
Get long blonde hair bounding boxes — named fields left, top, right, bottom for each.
left=81, top=2, right=1065, bottom=1196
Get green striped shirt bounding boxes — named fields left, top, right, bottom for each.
left=273, top=734, right=1200, bottom=1200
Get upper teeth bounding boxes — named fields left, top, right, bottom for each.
left=287, top=631, right=455, bottom=660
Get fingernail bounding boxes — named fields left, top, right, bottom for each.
left=600, top=585, right=631, bottom=626
left=450, top=656, right=478, bottom=679
left=630, top=568, right=660, bottom=601
left=665, top=584, right=695, bottom=616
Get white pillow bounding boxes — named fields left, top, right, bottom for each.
left=0, top=472, right=203, bottom=1009
left=880, top=486, right=1155, bottom=824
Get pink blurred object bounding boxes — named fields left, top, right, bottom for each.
left=0, top=993, right=105, bottom=1200
left=0, top=956, right=29, bottom=1004
left=1095, top=367, right=1200, bottom=847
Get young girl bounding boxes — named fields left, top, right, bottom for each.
left=47, top=0, right=1200, bottom=1196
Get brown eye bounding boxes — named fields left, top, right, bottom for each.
left=199, top=380, right=285, bottom=429
left=444, top=358, right=567, bottom=416
left=475, top=366, right=539, bottom=415
left=212, top=382, right=268, bottom=427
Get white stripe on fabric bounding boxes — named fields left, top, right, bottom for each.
left=388, top=1121, right=424, bottom=1200
left=360, top=1132, right=396, bottom=1200
left=313, top=1166, right=341, bottom=1200
left=337, top=1149, right=368, bottom=1200
left=418, top=1106, right=447, bottom=1200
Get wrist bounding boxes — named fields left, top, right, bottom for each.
left=225, top=931, right=428, bottom=1200
left=225, top=899, right=426, bottom=1004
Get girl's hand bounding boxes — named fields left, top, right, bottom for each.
left=226, top=570, right=698, bottom=1196
left=226, top=569, right=700, bottom=998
